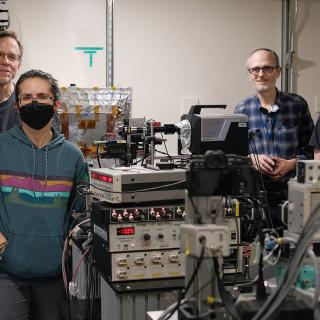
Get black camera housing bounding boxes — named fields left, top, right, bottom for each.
left=187, top=150, right=256, bottom=196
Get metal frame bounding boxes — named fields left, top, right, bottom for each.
left=281, top=0, right=299, bottom=93
left=106, top=0, right=114, bottom=88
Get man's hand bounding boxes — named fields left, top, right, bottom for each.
left=0, top=232, right=7, bottom=254
left=315, top=148, right=320, bottom=160
left=269, top=157, right=296, bottom=181
left=249, top=154, right=275, bottom=175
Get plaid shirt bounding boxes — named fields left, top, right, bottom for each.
left=235, top=90, right=314, bottom=161
left=309, top=116, right=320, bottom=149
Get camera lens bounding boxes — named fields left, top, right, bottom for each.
left=204, top=150, right=227, bottom=169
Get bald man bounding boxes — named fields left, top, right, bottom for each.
left=235, top=48, right=314, bottom=227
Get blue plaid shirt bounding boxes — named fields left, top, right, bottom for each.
left=235, top=90, right=314, bottom=161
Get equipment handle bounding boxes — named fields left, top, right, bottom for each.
left=188, top=104, right=226, bottom=114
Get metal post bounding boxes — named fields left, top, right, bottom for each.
left=281, top=0, right=298, bottom=93
left=150, top=122, right=155, bottom=165
left=281, top=0, right=290, bottom=92
left=106, top=0, right=114, bottom=88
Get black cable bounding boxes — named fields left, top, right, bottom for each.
left=66, top=292, right=72, bottom=320
left=161, top=132, right=172, bottom=158
left=246, top=197, right=268, bottom=242
left=63, top=184, right=90, bottom=320
left=227, top=196, right=240, bottom=286
left=181, top=275, right=216, bottom=306
left=151, top=132, right=173, bottom=160
left=125, top=156, right=147, bottom=166
left=154, top=148, right=172, bottom=157
left=66, top=191, right=90, bottom=238
left=251, top=202, right=320, bottom=320
left=239, top=199, right=271, bottom=303
left=85, top=255, right=95, bottom=320
left=180, top=268, right=256, bottom=311
left=249, top=140, right=267, bottom=196
left=213, top=257, right=241, bottom=320
left=96, top=143, right=102, bottom=168
left=256, top=224, right=267, bottom=300
left=85, top=257, right=91, bottom=320
left=249, top=139, right=274, bottom=230
left=163, top=246, right=206, bottom=320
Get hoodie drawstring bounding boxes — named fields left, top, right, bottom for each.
left=31, top=145, right=48, bottom=193
left=44, top=146, right=48, bottom=192
left=32, top=145, right=35, bottom=191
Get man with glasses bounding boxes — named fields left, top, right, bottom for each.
left=0, top=30, right=22, bottom=132
left=0, top=30, right=60, bottom=132
left=0, top=69, right=88, bottom=320
left=235, top=48, right=314, bottom=228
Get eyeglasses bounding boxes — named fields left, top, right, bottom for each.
left=247, top=66, right=278, bottom=75
left=0, top=51, right=20, bottom=63
left=19, top=94, right=54, bottom=106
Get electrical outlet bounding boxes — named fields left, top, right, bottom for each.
left=134, top=256, right=145, bottom=265
left=152, top=255, right=163, bottom=264
left=117, top=257, right=128, bottom=266
left=117, top=270, right=128, bottom=279
left=180, top=97, right=199, bottom=115
left=169, top=254, right=179, bottom=263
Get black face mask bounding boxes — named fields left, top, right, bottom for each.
left=19, top=101, right=55, bottom=130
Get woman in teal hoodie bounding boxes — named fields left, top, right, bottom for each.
left=0, top=69, right=89, bottom=320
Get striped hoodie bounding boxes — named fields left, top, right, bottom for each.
left=0, top=126, right=88, bottom=279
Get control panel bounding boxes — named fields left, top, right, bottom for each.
left=110, top=249, right=184, bottom=281
left=107, top=221, right=182, bottom=252
left=91, top=200, right=186, bottom=282
left=90, top=166, right=186, bottom=203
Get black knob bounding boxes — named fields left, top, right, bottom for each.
left=143, top=234, right=151, bottom=241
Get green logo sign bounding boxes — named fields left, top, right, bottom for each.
left=74, top=47, right=104, bottom=67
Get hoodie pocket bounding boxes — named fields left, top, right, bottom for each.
left=0, top=232, right=63, bottom=279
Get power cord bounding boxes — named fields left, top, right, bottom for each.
left=159, top=243, right=206, bottom=320
left=213, top=257, right=241, bottom=320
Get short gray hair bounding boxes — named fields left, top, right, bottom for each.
left=0, top=30, right=23, bottom=59
left=246, top=48, right=280, bottom=69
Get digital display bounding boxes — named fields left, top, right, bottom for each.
left=117, top=227, right=135, bottom=236
left=91, top=172, right=113, bottom=183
